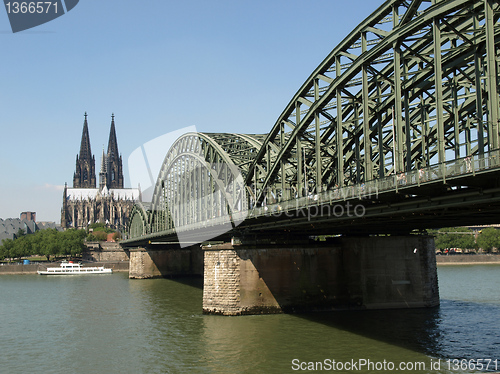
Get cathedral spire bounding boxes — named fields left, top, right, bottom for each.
left=99, top=146, right=107, bottom=191
left=73, top=112, right=96, bottom=188
left=106, top=113, right=124, bottom=188
left=79, top=112, right=92, bottom=161
left=107, top=113, right=119, bottom=160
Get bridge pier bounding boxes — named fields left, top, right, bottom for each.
left=129, top=245, right=203, bottom=279
left=202, top=236, right=439, bottom=315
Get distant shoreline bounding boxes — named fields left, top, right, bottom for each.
left=1, top=255, right=499, bottom=274
left=436, top=254, right=500, bottom=265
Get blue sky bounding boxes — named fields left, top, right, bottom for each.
left=0, top=0, right=376, bottom=222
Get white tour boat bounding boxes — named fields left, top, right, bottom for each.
left=37, top=261, right=112, bottom=275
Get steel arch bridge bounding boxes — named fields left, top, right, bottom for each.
left=125, top=0, right=500, bottom=245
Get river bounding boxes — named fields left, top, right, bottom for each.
left=0, top=265, right=498, bottom=373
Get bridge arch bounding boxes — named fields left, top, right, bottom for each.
left=129, top=132, right=267, bottom=240
left=246, top=0, right=500, bottom=204
left=128, top=202, right=150, bottom=239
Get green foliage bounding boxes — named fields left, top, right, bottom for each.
left=434, top=227, right=476, bottom=251
left=15, top=228, right=26, bottom=239
left=88, top=223, right=115, bottom=233
left=476, top=227, right=500, bottom=253
left=87, top=230, right=108, bottom=242
left=0, top=239, right=14, bottom=261
left=438, top=227, right=471, bottom=233
left=87, top=229, right=121, bottom=242
left=93, top=230, right=108, bottom=241
left=0, top=228, right=87, bottom=261
left=60, top=229, right=87, bottom=257
left=12, top=234, right=32, bottom=259
left=86, top=234, right=96, bottom=242
left=434, top=226, right=500, bottom=253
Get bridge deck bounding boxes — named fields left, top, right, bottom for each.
left=122, top=151, right=500, bottom=247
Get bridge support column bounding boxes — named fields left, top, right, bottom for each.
left=202, top=236, right=438, bottom=315
left=129, top=246, right=203, bottom=279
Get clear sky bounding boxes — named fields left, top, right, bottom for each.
left=0, top=0, right=377, bottom=223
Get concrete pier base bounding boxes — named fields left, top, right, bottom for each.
left=202, top=236, right=439, bottom=315
left=129, top=246, right=203, bottom=279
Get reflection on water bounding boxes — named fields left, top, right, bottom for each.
left=0, top=265, right=498, bottom=373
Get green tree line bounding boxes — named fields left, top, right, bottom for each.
left=86, top=223, right=121, bottom=242
left=0, top=228, right=87, bottom=262
left=432, top=227, right=500, bottom=253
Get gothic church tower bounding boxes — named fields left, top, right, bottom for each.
left=73, top=113, right=96, bottom=188
left=99, top=114, right=124, bottom=189
left=62, top=113, right=140, bottom=229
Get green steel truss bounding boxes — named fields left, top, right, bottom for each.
left=129, top=133, right=264, bottom=239
left=127, top=0, right=500, bottom=241
left=249, top=0, right=500, bottom=204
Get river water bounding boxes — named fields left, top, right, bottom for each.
left=0, top=265, right=499, bottom=374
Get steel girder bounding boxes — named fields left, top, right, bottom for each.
left=128, top=202, right=150, bottom=238
left=246, top=0, right=500, bottom=205
left=128, top=132, right=262, bottom=238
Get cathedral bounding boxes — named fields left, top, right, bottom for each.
left=61, top=113, right=141, bottom=230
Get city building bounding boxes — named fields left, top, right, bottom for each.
left=20, top=212, right=36, bottom=221
left=0, top=214, right=59, bottom=243
left=61, top=113, right=141, bottom=230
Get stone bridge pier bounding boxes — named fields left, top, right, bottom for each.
left=202, top=235, right=439, bottom=315
left=129, top=244, right=203, bottom=279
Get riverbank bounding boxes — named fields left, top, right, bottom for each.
left=436, top=253, right=500, bottom=265
left=1, top=254, right=499, bottom=274
left=0, top=261, right=129, bottom=274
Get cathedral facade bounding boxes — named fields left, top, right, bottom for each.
left=61, top=114, right=141, bottom=230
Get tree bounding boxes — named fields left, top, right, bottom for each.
left=89, top=222, right=114, bottom=233
left=0, top=239, right=14, bottom=261
left=12, top=235, right=32, bottom=259
left=88, top=230, right=108, bottom=242
left=434, top=227, right=476, bottom=251
left=477, top=227, right=500, bottom=253
left=60, top=229, right=86, bottom=257
left=41, top=229, right=56, bottom=260
left=0, top=228, right=87, bottom=261
left=30, top=230, right=43, bottom=257
left=15, top=228, right=26, bottom=239
left=455, top=234, right=476, bottom=250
